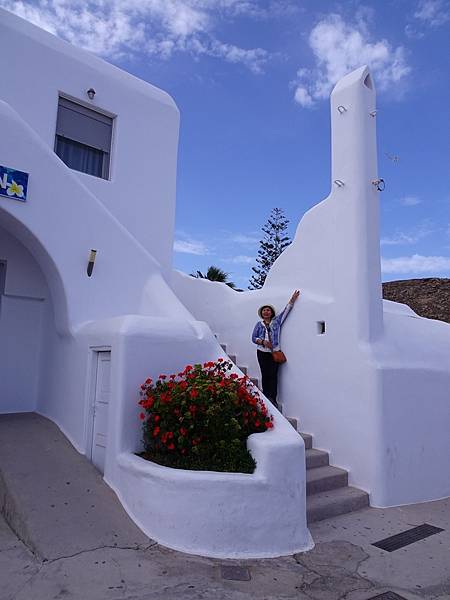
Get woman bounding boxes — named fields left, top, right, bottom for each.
left=251, top=290, right=300, bottom=409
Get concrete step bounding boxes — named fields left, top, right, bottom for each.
left=250, top=377, right=259, bottom=388
left=238, top=365, right=247, bottom=375
left=229, top=354, right=237, bottom=364
left=220, top=343, right=227, bottom=352
left=287, top=417, right=297, bottom=430
left=300, top=432, right=312, bottom=450
left=305, top=448, right=329, bottom=470
left=306, top=486, right=370, bottom=523
left=306, top=465, right=348, bottom=496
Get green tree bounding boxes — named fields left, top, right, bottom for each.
left=191, top=265, right=237, bottom=289
left=249, top=208, right=291, bottom=290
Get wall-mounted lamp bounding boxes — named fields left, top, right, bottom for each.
left=86, top=88, right=96, bottom=100
left=87, top=249, right=97, bottom=277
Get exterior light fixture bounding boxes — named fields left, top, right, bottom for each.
left=87, top=249, right=97, bottom=277
left=87, top=88, right=96, bottom=100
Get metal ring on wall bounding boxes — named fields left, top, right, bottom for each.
left=372, top=178, right=385, bottom=191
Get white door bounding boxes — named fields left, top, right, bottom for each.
left=91, top=351, right=111, bottom=473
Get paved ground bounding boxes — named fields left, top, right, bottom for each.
left=1, top=413, right=449, bottom=600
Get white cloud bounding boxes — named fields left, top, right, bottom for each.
left=293, top=13, right=410, bottom=108
left=398, top=196, right=421, bottom=206
left=294, top=85, right=314, bottom=108
left=1, top=0, right=269, bottom=71
left=173, top=238, right=209, bottom=255
left=224, top=255, right=254, bottom=264
left=414, top=0, right=450, bottom=26
left=229, top=233, right=260, bottom=246
left=381, top=223, right=434, bottom=245
left=381, top=254, right=450, bottom=274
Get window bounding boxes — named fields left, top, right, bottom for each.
left=55, top=97, right=113, bottom=179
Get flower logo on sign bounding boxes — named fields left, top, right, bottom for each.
left=6, top=180, right=24, bottom=199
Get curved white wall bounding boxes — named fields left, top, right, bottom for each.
left=0, top=8, right=179, bottom=272
left=172, top=66, right=450, bottom=508
left=81, top=317, right=312, bottom=558
left=0, top=10, right=312, bottom=556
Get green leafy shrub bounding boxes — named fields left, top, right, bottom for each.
left=138, top=359, right=273, bottom=473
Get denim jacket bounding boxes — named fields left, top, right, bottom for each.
left=251, top=302, right=293, bottom=351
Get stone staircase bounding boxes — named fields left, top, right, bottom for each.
left=289, top=419, right=369, bottom=523
left=219, top=343, right=370, bottom=523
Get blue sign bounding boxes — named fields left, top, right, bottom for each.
left=0, top=165, right=28, bottom=202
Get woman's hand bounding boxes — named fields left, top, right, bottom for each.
left=289, top=290, right=300, bottom=304
left=263, top=340, right=273, bottom=349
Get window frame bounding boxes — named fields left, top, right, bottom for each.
left=54, top=93, right=116, bottom=181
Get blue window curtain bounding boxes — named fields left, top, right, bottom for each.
left=55, top=136, right=105, bottom=178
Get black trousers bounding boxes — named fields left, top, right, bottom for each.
left=257, top=350, right=280, bottom=408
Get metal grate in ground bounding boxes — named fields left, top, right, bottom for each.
left=372, top=523, right=444, bottom=552
left=220, top=565, right=251, bottom=581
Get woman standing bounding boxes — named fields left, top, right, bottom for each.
left=251, top=290, right=300, bottom=409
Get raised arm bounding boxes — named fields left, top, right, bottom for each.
left=275, top=290, right=301, bottom=326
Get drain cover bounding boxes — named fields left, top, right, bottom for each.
left=220, top=565, right=251, bottom=581
left=372, top=523, right=444, bottom=552
left=367, top=592, right=408, bottom=600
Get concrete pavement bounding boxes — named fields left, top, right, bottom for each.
left=1, top=413, right=449, bottom=600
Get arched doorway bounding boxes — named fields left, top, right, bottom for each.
left=0, top=223, right=56, bottom=413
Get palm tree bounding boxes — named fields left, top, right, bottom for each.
left=190, top=265, right=237, bottom=289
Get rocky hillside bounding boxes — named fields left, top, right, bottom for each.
left=382, top=278, right=450, bottom=325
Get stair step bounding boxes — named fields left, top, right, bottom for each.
left=217, top=342, right=367, bottom=523
left=307, top=486, right=369, bottom=523
left=306, top=465, right=348, bottom=496
left=287, top=417, right=297, bottom=430
left=305, top=448, right=329, bottom=470
left=300, top=432, right=312, bottom=450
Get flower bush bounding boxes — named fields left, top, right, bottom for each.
left=138, top=359, right=273, bottom=473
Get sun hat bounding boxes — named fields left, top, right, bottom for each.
left=258, top=304, right=276, bottom=318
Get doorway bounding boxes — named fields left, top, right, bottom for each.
left=90, top=351, right=111, bottom=473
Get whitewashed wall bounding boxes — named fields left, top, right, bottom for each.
left=0, top=8, right=179, bottom=272
left=172, top=66, right=450, bottom=508
left=0, top=9, right=311, bottom=558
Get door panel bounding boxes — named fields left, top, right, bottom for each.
left=91, top=351, right=111, bottom=473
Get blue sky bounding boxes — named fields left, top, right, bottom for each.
left=4, top=0, right=449, bottom=288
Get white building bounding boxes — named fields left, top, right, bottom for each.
left=1, top=9, right=449, bottom=558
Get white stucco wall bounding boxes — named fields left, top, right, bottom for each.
left=0, top=10, right=312, bottom=558
left=172, top=66, right=450, bottom=508
left=0, top=8, right=179, bottom=272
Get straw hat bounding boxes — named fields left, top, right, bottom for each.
left=258, top=304, right=276, bottom=318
